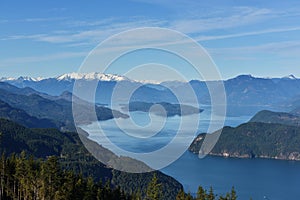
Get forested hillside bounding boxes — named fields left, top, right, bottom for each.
left=190, top=122, right=300, bottom=160
left=0, top=118, right=182, bottom=200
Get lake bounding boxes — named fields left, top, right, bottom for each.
left=162, top=151, right=300, bottom=200
left=82, top=106, right=300, bottom=199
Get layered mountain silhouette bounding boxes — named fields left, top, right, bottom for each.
left=0, top=82, right=128, bottom=131
left=3, top=73, right=300, bottom=116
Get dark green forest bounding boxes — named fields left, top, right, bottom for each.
left=190, top=122, right=300, bottom=160
left=249, top=110, right=300, bottom=127
left=0, top=118, right=183, bottom=199
left=0, top=153, right=132, bottom=200
left=0, top=153, right=238, bottom=200
left=0, top=118, right=238, bottom=199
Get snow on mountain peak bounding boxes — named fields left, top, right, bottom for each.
left=283, top=74, right=297, bottom=80
left=0, top=77, right=17, bottom=81
left=0, top=76, right=44, bottom=82
left=18, top=76, right=45, bottom=81
left=56, top=72, right=130, bottom=81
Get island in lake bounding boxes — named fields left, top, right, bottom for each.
left=121, top=101, right=203, bottom=117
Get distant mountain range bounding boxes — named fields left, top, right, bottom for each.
left=0, top=72, right=130, bottom=82
left=0, top=81, right=128, bottom=131
left=2, top=73, right=300, bottom=116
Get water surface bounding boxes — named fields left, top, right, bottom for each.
left=82, top=106, right=300, bottom=199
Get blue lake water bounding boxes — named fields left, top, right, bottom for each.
left=162, top=151, right=300, bottom=200
left=82, top=107, right=300, bottom=199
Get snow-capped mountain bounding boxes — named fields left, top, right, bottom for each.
left=0, top=76, right=44, bottom=82
left=56, top=72, right=131, bottom=82
left=3, top=72, right=300, bottom=117
left=282, top=74, right=298, bottom=80
left=1, top=72, right=132, bottom=83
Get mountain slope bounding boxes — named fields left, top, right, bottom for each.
left=0, top=81, right=39, bottom=95
left=0, top=118, right=182, bottom=200
left=189, top=122, right=300, bottom=160
left=0, top=118, right=77, bottom=158
left=0, top=84, right=128, bottom=130
left=0, top=99, right=56, bottom=128
left=249, top=110, right=300, bottom=127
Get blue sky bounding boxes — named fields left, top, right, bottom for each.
left=1, top=0, right=300, bottom=80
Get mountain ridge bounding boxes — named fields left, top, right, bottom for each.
left=1, top=72, right=299, bottom=83
left=189, top=122, right=300, bottom=161
left=0, top=82, right=129, bottom=131
left=3, top=73, right=300, bottom=116
left=190, top=108, right=300, bottom=161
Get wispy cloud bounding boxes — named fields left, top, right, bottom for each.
left=65, top=18, right=118, bottom=27
left=0, top=17, right=67, bottom=24
left=47, top=7, right=67, bottom=12
left=231, top=40, right=300, bottom=54
left=196, top=26, right=300, bottom=41
left=1, top=34, right=48, bottom=41
left=208, top=40, right=300, bottom=60
left=1, top=51, right=87, bottom=66
left=170, top=7, right=273, bottom=34
left=1, top=5, right=299, bottom=49
left=22, top=17, right=67, bottom=22
left=1, top=18, right=167, bottom=45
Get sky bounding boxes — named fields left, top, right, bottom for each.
left=1, top=0, right=300, bottom=80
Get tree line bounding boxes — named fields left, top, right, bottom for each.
left=176, top=186, right=237, bottom=200
left=0, top=152, right=132, bottom=200
left=0, top=152, right=240, bottom=200
left=143, top=172, right=238, bottom=200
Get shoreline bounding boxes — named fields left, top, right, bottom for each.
left=189, top=150, right=300, bottom=162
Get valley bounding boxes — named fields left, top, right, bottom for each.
left=1, top=73, right=300, bottom=199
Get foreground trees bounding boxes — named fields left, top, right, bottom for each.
left=176, top=186, right=237, bottom=200
left=0, top=152, right=239, bottom=200
left=0, top=153, right=132, bottom=200
left=146, top=174, right=162, bottom=200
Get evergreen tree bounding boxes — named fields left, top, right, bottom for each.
left=196, top=186, right=206, bottom=200
left=230, top=187, right=237, bottom=200
left=185, top=192, right=194, bottom=200
left=176, top=189, right=185, bottom=200
left=0, top=153, right=241, bottom=200
left=55, top=171, right=76, bottom=200
left=41, top=156, right=61, bottom=200
left=96, top=180, right=105, bottom=200
left=0, top=153, right=6, bottom=199
left=132, top=188, right=142, bottom=200
left=146, top=173, right=162, bottom=200
left=84, top=176, right=96, bottom=200
left=73, top=175, right=86, bottom=199
left=207, top=187, right=215, bottom=200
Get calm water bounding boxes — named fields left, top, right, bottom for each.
left=162, top=151, right=300, bottom=200
left=82, top=106, right=300, bottom=199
